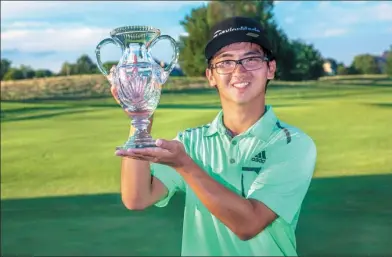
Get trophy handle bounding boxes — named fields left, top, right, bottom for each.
left=148, top=35, right=179, bottom=74
left=95, top=38, right=120, bottom=76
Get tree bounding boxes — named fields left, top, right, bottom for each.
left=206, top=1, right=273, bottom=26
left=336, top=63, right=349, bottom=75
left=347, top=65, right=360, bottom=75
left=177, top=1, right=325, bottom=81
left=35, top=69, right=53, bottom=78
left=102, top=61, right=118, bottom=74
left=75, top=54, right=98, bottom=74
left=1, top=59, right=12, bottom=80
left=3, top=68, right=24, bottom=80
left=289, top=40, right=325, bottom=81
left=19, top=65, right=35, bottom=79
left=59, top=62, right=73, bottom=76
left=178, top=5, right=211, bottom=76
left=384, top=47, right=392, bottom=76
left=58, top=55, right=99, bottom=76
left=352, top=54, right=381, bottom=74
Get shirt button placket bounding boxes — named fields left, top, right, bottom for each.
left=229, top=138, right=239, bottom=165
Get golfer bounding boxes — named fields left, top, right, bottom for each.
left=113, top=16, right=317, bottom=256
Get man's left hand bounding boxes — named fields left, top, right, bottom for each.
left=115, top=139, right=192, bottom=169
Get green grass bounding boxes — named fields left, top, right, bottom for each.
left=1, top=80, right=392, bottom=256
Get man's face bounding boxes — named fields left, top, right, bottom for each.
left=206, top=42, right=276, bottom=105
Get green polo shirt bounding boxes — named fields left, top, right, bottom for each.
left=150, top=105, right=317, bottom=256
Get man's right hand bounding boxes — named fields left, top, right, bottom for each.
left=107, top=65, right=133, bottom=116
left=107, top=65, right=121, bottom=104
left=110, top=84, right=123, bottom=108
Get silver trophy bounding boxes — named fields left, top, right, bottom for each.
left=95, top=26, right=179, bottom=149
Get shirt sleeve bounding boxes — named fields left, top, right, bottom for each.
left=150, top=134, right=186, bottom=208
left=246, top=135, right=317, bottom=224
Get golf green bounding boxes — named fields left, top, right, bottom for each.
left=1, top=81, right=391, bottom=255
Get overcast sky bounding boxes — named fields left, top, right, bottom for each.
left=1, top=1, right=391, bottom=72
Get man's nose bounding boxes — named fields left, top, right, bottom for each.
left=232, top=62, right=247, bottom=74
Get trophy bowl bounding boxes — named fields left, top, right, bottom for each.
left=95, top=26, right=179, bottom=149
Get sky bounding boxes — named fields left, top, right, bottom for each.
left=1, top=1, right=392, bottom=73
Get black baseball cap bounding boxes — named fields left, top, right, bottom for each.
left=204, top=16, right=273, bottom=61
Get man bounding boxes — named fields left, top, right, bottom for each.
left=113, top=16, right=317, bottom=256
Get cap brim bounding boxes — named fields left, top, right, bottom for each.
left=204, top=31, right=272, bottom=61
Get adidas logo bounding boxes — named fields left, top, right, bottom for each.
left=251, top=151, right=266, bottom=163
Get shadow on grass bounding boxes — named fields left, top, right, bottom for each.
left=1, top=94, right=112, bottom=103
left=2, top=174, right=392, bottom=256
left=1, top=97, right=305, bottom=123
left=365, top=103, right=392, bottom=109
left=271, top=88, right=392, bottom=100
left=1, top=109, right=96, bottom=123
left=318, top=77, right=392, bottom=85
left=1, top=106, right=72, bottom=120
left=1, top=192, right=185, bottom=256
left=0, top=88, right=216, bottom=104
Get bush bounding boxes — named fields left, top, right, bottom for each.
left=0, top=75, right=210, bottom=101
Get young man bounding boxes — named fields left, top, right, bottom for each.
left=114, top=17, right=317, bottom=256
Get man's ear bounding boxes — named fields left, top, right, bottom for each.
left=206, top=68, right=217, bottom=88
left=267, top=60, right=276, bottom=80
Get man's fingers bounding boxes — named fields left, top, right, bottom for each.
left=132, top=155, right=157, bottom=162
left=110, top=86, right=117, bottom=97
left=110, top=86, right=120, bottom=101
left=115, top=150, right=158, bottom=162
left=108, top=65, right=121, bottom=103
left=130, top=147, right=171, bottom=159
left=115, top=147, right=164, bottom=157
left=109, top=86, right=120, bottom=103
left=111, top=86, right=128, bottom=109
left=155, top=139, right=176, bottom=151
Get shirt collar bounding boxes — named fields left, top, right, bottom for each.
left=204, top=105, right=278, bottom=142
left=248, top=105, right=278, bottom=142
left=204, top=110, right=224, bottom=137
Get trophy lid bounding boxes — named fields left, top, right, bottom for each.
left=110, top=26, right=161, bottom=46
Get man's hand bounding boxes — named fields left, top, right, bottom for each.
left=107, top=65, right=121, bottom=104
left=107, top=65, right=131, bottom=116
left=115, top=139, right=192, bottom=169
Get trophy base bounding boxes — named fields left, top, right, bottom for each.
left=116, top=113, right=156, bottom=150
left=116, top=132, right=157, bottom=150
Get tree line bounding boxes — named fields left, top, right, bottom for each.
left=177, top=1, right=392, bottom=79
left=1, top=55, right=99, bottom=81
left=1, top=1, right=392, bottom=81
left=0, top=55, right=184, bottom=81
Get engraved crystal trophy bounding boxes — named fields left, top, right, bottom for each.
left=95, top=26, right=179, bottom=149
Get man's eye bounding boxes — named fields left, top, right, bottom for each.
left=218, top=61, right=233, bottom=67
left=246, top=57, right=261, bottom=63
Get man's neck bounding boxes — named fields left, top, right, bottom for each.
left=221, top=99, right=266, bottom=137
